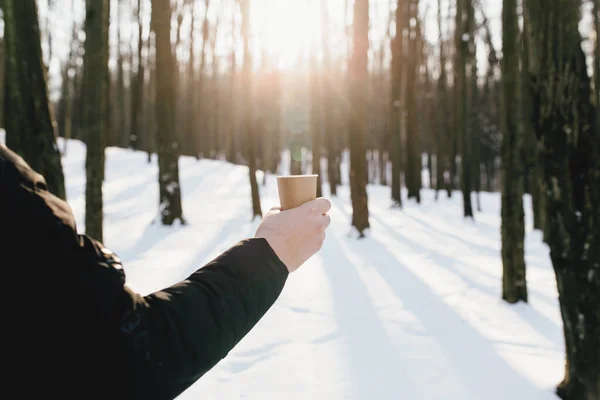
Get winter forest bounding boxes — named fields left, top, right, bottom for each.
left=1, top=0, right=599, bottom=399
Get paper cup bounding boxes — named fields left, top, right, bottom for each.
left=276, top=174, right=318, bottom=210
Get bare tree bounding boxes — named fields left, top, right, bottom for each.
left=3, top=0, right=65, bottom=199
left=81, top=0, right=110, bottom=240
left=500, top=0, right=527, bottom=304
left=153, top=0, right=185, bottom=225
left=309, top=17, right=323, bottom=197
left=240, top=0, right=262, bottom=219
left=525, top=0, right=600, bottom=397
left=130, top=0, right=144, bottom=150
left=348, top=0, right=370, bottom=236
left=455, top=0, right=474, bottom=218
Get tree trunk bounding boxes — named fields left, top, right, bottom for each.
left=81, top=0, right=110, bottom=240
left=3, top=0, right=66, bottom=200
left=114, top=0, right=125, bottom=148
left=349, top=0, right=370, bottom=236
left=241, top=0, right=262, bottom=219
left=455, top=0, right=474, bottom=218
left=154, top=0, right=185, bottom=225
left=501, top=0, right=527, bottom=304
left=390, top=0, right=404, bottom=206
left=0, top=35, right=4, bottom=129
left=526, top=0, right=600, bottom=397
left=309, top=35, right=323, bottom=197
left=405, top=0, right=421, bottom=203
left=320, top=0, right=336, bottom=195
left=521, top=13, right=543, bottom=231
left=380, top=151, right=387, bottom=186
left=129, top=0, right=144, bottom=150
left=435, top=0, right=447, bottom=200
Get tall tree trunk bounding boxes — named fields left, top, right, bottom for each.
left=349, top=0, right=370, bottom=236
left=154, top=0, right=185, bottom=225
left=3, top=0, right=66, bottom=200
left=81, top=0, right=110, bottom=240
left=114, top=0, right=125, bottom=148
left=130, top=0, right=144, bottom=150
left=522, top=13, right=542, bottom=231
left=0, top=35, right=4, bottom=129
left=183, top=0, right=196, bottom=154
left=405, top=0, right=420, bottom=202
left=241, top=0, right=262, bottom=219
left=435, top=0, right=446, bottom=200
left=455, top=0, right=474, bottom=218
left=145, top=18, right=156, bottom=162
left=501, top=0, right=527, bottom=304
left=226, top=1, right=237, bottom=163
left=321, top=0, right=336, bottom=195
left=195, top=0, right=210, bottom=158
left=309, top=35, right=323, bottom=197
left=390, top=0, right=404, bottom=206
left=469, top=14, right=481, bottom=212
left=526, top=0, right=600, bottom=398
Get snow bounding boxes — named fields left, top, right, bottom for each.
left=3, top=132, right=563, bottom=399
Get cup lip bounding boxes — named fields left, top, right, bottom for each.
left=276, top=174, right=318, bottom=179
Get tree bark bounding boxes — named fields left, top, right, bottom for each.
left=154, top=0, right=185, bottom=225
left=114, top=0, right=125, bottom=148
left=309, top=34, right=323, bottom=197
left=525, top=0, right=600, bottom=397
left=321, top=0, right=336, bottom=196
left=81, top=0, right=110, bottom=240
left=455, top=0, right=474, bottom=218
left=521, top=13, right=543, bottom=231
left=501, top=0, right=527, bottom=304
left=405, top=0, right=421, bottom=203
left=349, top=0, right=370, bottom=236
left=130, top=0, right=144, bottom=151
left=3, top=0, right=66, bottom=200
left=241, top=0, right=262, bottom=220
left=390, top=0, right=405, bottom=206
left=0, top=35, right=4, bottom=129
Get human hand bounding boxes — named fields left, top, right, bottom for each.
left=255, top=198, right=331, bottom=273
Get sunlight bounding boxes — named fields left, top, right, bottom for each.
left=253, top=0, right=319, bottom=70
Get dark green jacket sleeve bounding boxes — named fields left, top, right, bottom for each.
left=125, top=238, right=289, bottom=400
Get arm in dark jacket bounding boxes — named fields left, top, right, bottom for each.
left=122, top=238, right=289, bottom=400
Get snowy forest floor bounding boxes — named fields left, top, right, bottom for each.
left=7, top=133, right=564, bottom=399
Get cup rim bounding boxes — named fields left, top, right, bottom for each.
left=276, top=174, right=318, bottom=179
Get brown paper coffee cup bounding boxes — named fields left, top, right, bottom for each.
left=276, top=174, right=318, bottom=211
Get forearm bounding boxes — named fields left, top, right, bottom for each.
left=131, top=238, right=288, bottom=399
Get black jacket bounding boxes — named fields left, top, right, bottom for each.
left=0, top=143, right=289, bottom=399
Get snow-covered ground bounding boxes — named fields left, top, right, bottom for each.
left=4, top=133, right=564, bottom=399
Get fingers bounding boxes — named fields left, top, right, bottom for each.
left=319, top=213, right=331, bottom=229
left=304, top=197, right=331, bottom=215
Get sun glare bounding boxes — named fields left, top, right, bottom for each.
left=253, top=0, right=320, bottom=70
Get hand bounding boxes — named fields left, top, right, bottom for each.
left=255, top=198, right=332, bottom=273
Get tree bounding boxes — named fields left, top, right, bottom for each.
left=434, top=0, right=448, bottom=201
left=389, top=0, right=404, bottom=206
left=240, top=0, right=262, bottom=219
left=525, top=0, right=600, bottom=398
left=348, top=0, right=370, bottom=236
left=500, top=0, right=527, bottom=304
left=309, top=21, right=323, bottom=198
left=153, top=0, right=185, bottom=225
left=321, top=0, right=336, bottom=196
left=3, top=0, right=66, bottom=200
left=81, top=0, right=110, bottom=241
left=455, top=0, right=474, bottom=218
left=130, top=0, right=144, bottom=150
left=0, top=31, right=4, bottom=130
left=405, top=0, right=421, bottom=203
